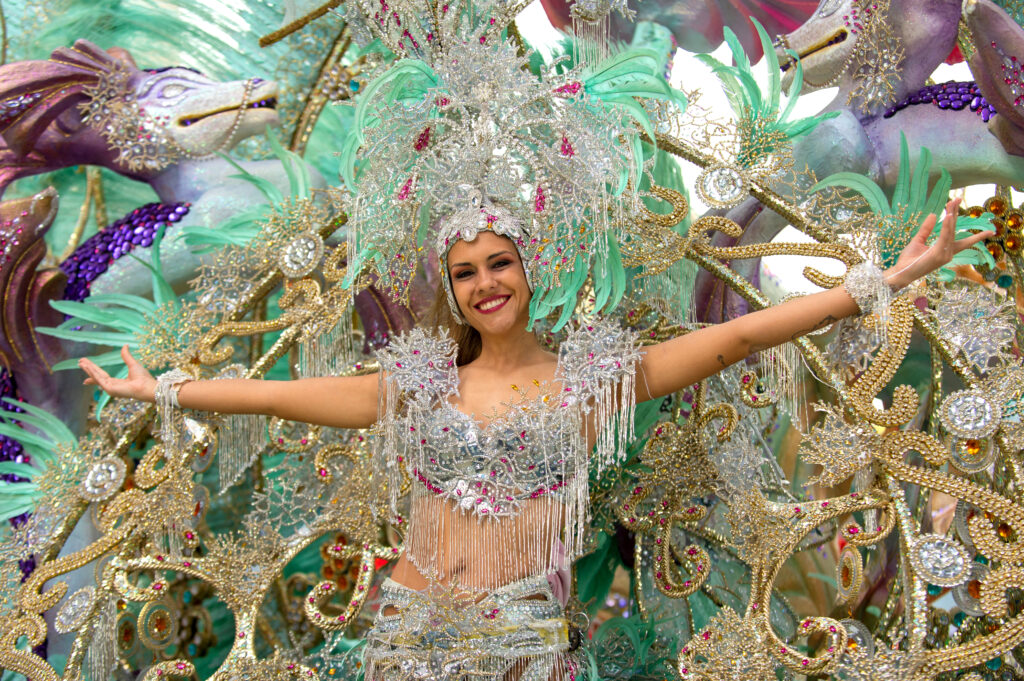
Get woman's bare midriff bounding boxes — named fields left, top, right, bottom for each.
left=387, top=494, right=566, bottom=594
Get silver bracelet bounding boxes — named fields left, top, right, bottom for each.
left=843, top=262, right=892, bottom=315
left=155, top=369, right=193, bottom=454
left=154, top=369, right=192, bottom=409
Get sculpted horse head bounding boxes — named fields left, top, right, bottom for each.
left=777, top=0, right=962, bottom=117
left=0, top=40, right=279, bottom=196
left=538, top=0, right=817, bottom=60
left=966, top=0, right=1024, bottom=155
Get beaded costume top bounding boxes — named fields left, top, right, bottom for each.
left=374, top=318, right=642, bottom=591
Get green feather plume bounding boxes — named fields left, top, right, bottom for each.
left=0, top=398, right=76, bottom=522
left=811, top=133, right=996, bottom=275
left=697, top=18, right=838, bottom=168
left=39, top=225, right=176, bottom=420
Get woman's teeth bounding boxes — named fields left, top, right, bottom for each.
left=477, top=296, right=509, bottom=311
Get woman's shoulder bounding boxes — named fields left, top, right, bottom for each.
left=557, top=317, right=643, bottom=391
left=373, top=326, right=459, bottom=398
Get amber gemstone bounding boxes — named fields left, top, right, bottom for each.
left=965, top=439, right=982, bottom=457
left=998, top=522, right=1013, bottom=540
left=986, top=197, right=1008, bottom=216
left=119, top=620, right=135, bottom=646
left=1006, top=234, right=1022, bottom=253
left=988, top=242, right=1004, bottom=260
left=841, top=564, right=851, bottom=586
left=1007, top=212, right=1023, bottom=230
left=968, top=579, right=982, bottom=600
left=152, top=611, right=170, bottom=634
left=993, top=218, right=1006, bottom=238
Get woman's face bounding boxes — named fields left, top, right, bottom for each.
left=446, top=231, right=531, bottom=334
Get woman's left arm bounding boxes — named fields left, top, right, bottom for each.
left=636, top=199, right=992, bottom=402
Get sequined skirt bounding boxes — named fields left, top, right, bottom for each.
left=363, top=575, right=586, bottom=681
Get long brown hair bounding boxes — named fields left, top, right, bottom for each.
left=428, top=279, right=482, bottom=366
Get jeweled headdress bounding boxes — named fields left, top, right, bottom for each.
left=339, top=14, right=684, bottom=326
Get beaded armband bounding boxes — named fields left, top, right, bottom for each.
left=842, top=262, right=906, bottom=349
left=843, top=262, right=892, bottom=316
left=154, top=369, right=193, bottom=453
left=154, top=369, right=192, bottom=409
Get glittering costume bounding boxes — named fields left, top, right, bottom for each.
left=366, top=318, right=641, bottom=679
left=366, top=576, right=581, bottom=681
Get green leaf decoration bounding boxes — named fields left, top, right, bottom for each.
left=82, top=294, right=158, bottom=315
left=699, top=19, right=838, bottom=167
left=220, top=151, right=285, bottom=205
left=0, top=462, right=41, bottom=479
left=1, top=398, right=75, bottom=446
left=37, top=328, right=137, bottom=345
left=52, top=349, right=126, bottom=371
left=811, top=173, right=892, bottom=215
left=48, top=300, right=145, bottom=333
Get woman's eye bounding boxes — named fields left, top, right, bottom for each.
left=493, top=260, right=511, bottom=269
left=453, top=270, right=473, bottom=280
left=159, top=84, right=188, bottom=98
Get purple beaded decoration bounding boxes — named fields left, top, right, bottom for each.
left=60, top=201, right=190, bottom=302
left=883, top=81, right=998, bottom=122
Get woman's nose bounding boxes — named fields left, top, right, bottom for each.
left=476, top=269, right=497, bottom=290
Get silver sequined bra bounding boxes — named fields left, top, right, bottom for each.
left=374, top=318, right=642, bottom=587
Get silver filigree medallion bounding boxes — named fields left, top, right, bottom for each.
left=909, top=534, right=970, bottom=587
left=939, top=390, right=1001, bottom=440
left=278, top=232, right=324, bottom=279
left=79, top=457, right=127, bottom=502
left=55, top=586, right=97, bottom=633
left=695, top=164, right=749, bottom=208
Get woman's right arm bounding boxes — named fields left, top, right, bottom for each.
left=79, top=345, right=380, bottom=430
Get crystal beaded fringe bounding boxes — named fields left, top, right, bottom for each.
left=572, top=15, right=611, bottom=69
left=154, top=369, right=193, bottom=556
left=218, top=413, right=265, bottom=491
left=299, top=312, right=355, bottom=378
left=155, top=368, right=191, bottom=456
left=758, top=342, right=804, bottom=430
left=843, top=262, right=894, bottom=349
left=87, top=596, right=117, bottom=681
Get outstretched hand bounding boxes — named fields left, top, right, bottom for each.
left=79, top=345, right=157, bottom=403
left=886, top=198, right=994, bottom=289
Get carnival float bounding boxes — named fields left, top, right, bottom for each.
left=1, top=0, right=1024, bottom=679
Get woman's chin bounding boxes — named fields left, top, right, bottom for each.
left=468, top=307, right=522, bottom=334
